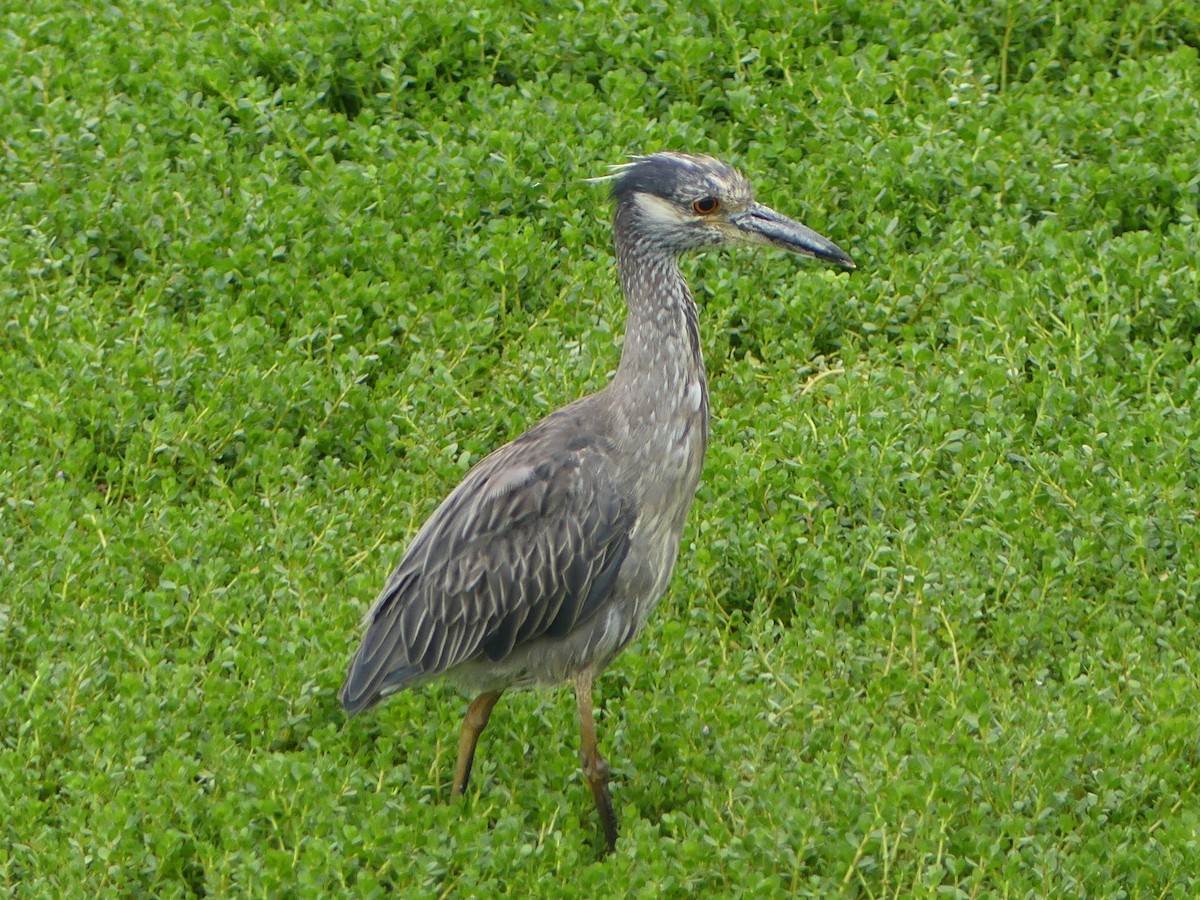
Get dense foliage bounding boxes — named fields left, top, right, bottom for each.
left=2, top=0, right=1198, bottom=894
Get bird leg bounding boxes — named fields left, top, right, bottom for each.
left=574, top=671, right=618, bottom=853
left=451, top=690, right=502, bottom=797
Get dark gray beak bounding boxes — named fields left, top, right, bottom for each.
left=731, top=203, right=856, bottom=270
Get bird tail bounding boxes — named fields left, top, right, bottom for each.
left=338, top=659, right=422, bottom=714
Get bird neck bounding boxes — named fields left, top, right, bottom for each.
left=610, top=220, right=708, bottom=400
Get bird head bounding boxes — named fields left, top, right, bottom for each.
left=602, top=152, right=855, bottom=269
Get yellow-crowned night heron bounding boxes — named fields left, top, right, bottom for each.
left=340, top=152, right=854, bottom=852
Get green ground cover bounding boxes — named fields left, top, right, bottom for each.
left=2, top=0, right=1199, bottom=895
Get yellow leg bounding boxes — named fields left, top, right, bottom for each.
left=575, top=671, right=618, bottom=853
left=451, top=691, right=502, bottom=797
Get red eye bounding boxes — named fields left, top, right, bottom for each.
left=692, top=197, right=720, bottom=215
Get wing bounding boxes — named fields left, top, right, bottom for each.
left=338, top=412, right=635, bottom=713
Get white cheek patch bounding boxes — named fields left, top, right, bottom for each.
left=632, top=192, right=689, bottom=227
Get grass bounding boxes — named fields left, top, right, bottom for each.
left=2, top=0, right=1199, bottom=895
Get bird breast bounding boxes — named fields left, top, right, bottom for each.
left=622, top=375, right=709, bottom=531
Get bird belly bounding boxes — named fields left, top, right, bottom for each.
left=444, top=600, right=647, bottom=693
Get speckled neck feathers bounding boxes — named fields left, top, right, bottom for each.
left=609, top=201, right=709, bottom=431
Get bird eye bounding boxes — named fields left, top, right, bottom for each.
left=692, top=197, right=720, bottom=215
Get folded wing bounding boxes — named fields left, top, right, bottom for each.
left=339, top=416, right=634, bottom=713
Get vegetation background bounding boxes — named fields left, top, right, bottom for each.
left=3, top=0, right=1198, bottom=895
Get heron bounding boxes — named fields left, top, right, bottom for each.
left=339, top=152, right=855, bottom=852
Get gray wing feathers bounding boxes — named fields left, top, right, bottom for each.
left=339, top=424, right=634, bottom=713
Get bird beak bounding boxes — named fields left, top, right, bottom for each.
left=730, top=203, right=856, bottom=270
